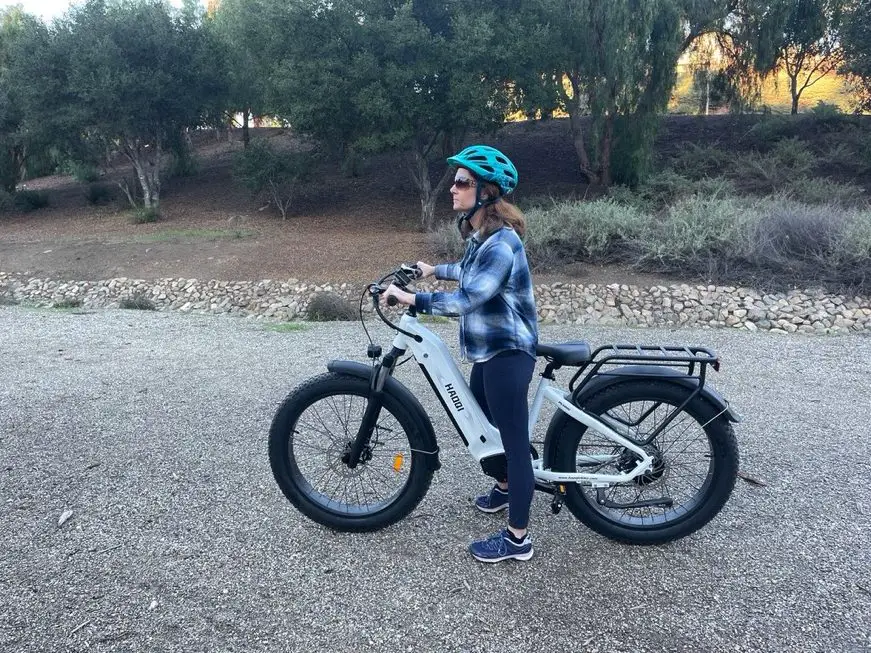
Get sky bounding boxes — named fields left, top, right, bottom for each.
left=2, top=0, right=197, bottom=22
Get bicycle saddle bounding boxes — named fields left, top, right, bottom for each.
left=535, top=341, right=592, bottom=366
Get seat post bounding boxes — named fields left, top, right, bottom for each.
left=542, top=361, right=560, bottom=380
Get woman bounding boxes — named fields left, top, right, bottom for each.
left=381, top=145, right=539, bottom=563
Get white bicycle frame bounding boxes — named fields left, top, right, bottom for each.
left=390, top=313, right=655, bottom=487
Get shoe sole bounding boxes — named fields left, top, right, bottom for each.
left=471, top=549, right=534, bottom=563
left=474, top=503, right=509, bottom=514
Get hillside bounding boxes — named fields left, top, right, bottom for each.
left=1, top=115, right=869, bottom=286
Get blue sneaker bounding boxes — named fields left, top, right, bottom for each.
left=469, top=529, right=534, bottom=563
left=474, top=485, right=509, bottom=513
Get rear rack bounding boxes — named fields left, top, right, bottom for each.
left=568, top=344, right=720, bottom=395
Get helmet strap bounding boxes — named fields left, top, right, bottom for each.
left=456, top=183, right=500, bottom=239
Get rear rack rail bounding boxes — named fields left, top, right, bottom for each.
left=568, top=344, right=720, bottom=394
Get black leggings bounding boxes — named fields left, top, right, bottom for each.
left=470, top=350, right=536, bottom=530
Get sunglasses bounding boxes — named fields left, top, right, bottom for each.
left=452, top=177, right=476, bottom=190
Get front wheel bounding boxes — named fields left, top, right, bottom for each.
left=269, top=372, right=434, bottom=532
left=552, top=380, right=738, bottom=544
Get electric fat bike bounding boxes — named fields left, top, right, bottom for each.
left=269, top=265, right=741, bottom=544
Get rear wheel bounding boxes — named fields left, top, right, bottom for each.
left=552, top=380, right=738, bottom=544
left=269, top=372, right=434, bottom=532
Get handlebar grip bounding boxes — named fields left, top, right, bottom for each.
left=386, top=295, right=398, bottom=307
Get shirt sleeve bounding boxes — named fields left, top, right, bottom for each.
left=415, top=242, right=512, bottom=317
left=434, top=263, right=460, bottom=281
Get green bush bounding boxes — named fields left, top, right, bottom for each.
left=840, top=209, right=871, bottom=263
left=0, top=190, right=13, bottom=214
left=636, top=197, right=755, bottom=273
left=769, top=138, right=816, bottom=175
left=63, top=161, right=100, bottom=183
left=130, top=206, right=160, bottom=224
left=119, top=294, right=156, bottom=310
left=514, top=194, right=871, bottom=292
left=728, top=150, right=802, bottom=194
left=13, top=190, right=49, bottom=212
left=168, top=150, right=199, bottom=178
left=524, top=199, right=646, bottom=269
left=747, top=108, right=857, bottom=145
left=84, top=183, right=115, bottom=205
left=784, top=177, right=866, bottom=207
left=233, top=139, right=314, bottom=220
left=669, top=143, right=731, bottom=181
left=611, top=171, right=735, bottom=212
left=820, top=142, right=860, bottom=171
left=428, top=220, right=466, bottom=260
left=307, top=292, right=356, bottom=321
left=52, top=298, right=83, bottom=309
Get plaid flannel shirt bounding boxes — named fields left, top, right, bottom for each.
left=414, top=227, right=538, bottom=363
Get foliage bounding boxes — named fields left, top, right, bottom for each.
left=210, top=0, right=271, bottom=145
left=52, top=297, right=83, bottom=309
left=306, top=292, right=357, bottom=321
left=84, top=182, right=115, bottom=205
left=10, top=0, right=229, bottom=209
left=0, top=188, right=13, bottom=213
left=258, top=0, right=513, bottom=229
left=13, top=189, right=49, bottom=211
left=841, top=0, right=871, bottom=111
left=130, top=206, right=160, bottom=224
left=428, top=219, right=466, bottom=261
left=670, top=142, right=731, bottom=179
left=783, top=176, right=866, bottom=206
left=62, top=159, right=100, bottom=183
left=520, top=193, right=871, bottom=291
left=730, top=0, right=848, bottom=114
left=513, top=0, right=719, bottom=187
left=0, top=6, right=37, bottom=192
left=524, top=198, right=647, bottom=268
left=119, top=294, right=156, bottom=310
left=232, top=138, right=313, bottom=220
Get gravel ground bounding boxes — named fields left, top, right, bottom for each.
left=1, top=306, right=869, bottom=653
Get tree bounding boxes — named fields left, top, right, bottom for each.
left=14, top=0, right=227, bottom=210
left=841, top=0, right=871, bottom=111
left=0, top=6, right=49, bottom=192
left=515, top=0, right=690, bottom=187
left=734, top=0, right=847, bottom=114
left=347, top=1, right=512, bottom=229
left=211, top=0, right=273, bottom=147
left=267, top=0, right=511, bottom=229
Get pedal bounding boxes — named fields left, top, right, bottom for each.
left=550, top=483, right=566, bottom=514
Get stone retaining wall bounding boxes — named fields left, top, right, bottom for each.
left=1, top=272, right=869, bottom=334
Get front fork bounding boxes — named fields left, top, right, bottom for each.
left=344, top=347, right=404, bottom=468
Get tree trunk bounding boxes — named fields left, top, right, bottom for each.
left=789, top=75, right=800, bottom=114
left=242, top=109, right=250, bottom=148
left=705, top=74, right=711, bottom=116
left=124, top=138, right=162, bottom=210
left=599, top=114, right=614, bottom=188
left=411, top=148, right=453, bottom=231
left=565, top=75, right=598, bottom=186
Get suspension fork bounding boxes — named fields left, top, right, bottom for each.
left=345, top=347, right=405, bottom=468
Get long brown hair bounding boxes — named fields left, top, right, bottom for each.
left=475, top=181, right=526, bottom=239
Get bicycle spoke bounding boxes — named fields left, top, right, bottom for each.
left=577, top=395, right=715, bottom=528
left=287, top=389, right=412, bottom=516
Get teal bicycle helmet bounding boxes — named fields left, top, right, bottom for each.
left=447, top=145, right=518, bottom=196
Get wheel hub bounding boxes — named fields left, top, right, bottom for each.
left=339, top=441, right=373, bottom=468
left=617, top=446, right=666, bottom=486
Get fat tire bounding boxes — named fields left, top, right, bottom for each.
left=553, top=380, right=738, bottom=545
left=269, top=372, right=434, bottom=532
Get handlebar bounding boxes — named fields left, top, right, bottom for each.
left=366, top=263, right=424, bottom=341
